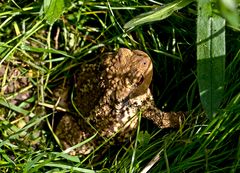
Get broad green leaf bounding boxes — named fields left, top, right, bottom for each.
left=124, top=0, right=194, bottom=29
left=197, top=0, right=226, bottom=119
left=217, top=0, right=240, bottom=28
left=42, top=0, right=65, bottom=24
left=137, top=131, right=151, bottom=146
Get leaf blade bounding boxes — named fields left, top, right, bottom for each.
left=42, top=0, right=65, bottom=24
left=124, top=0, right=194, bottom=29
left=197, top=0, right=226, bottom=119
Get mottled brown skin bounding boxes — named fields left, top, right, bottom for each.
left=55, top=48, right=184, bottom=155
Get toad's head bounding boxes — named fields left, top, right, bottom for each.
left=108, top=48, right=153, bottom=102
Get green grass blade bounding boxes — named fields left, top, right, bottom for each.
left=0, top=97, right=32, bottom=116
left=197, top=0, right=226, bottom=119
left=44, top=163, right=97, bottom=173
left=41, top=0, right=65, bottom=24
left=124, top=0, right=195, bottom=29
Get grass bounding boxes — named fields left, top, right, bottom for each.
left=0, top=0, right=240, bottom=172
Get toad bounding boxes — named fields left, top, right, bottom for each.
left=55, top=48, right=184, bottom=155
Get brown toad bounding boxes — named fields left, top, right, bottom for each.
left=55, top=48, right=184, bottom=155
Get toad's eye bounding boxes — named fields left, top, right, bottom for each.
left=141, top=59, right=148, bottom=66
left=141, top=61, right=148, bottom=69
